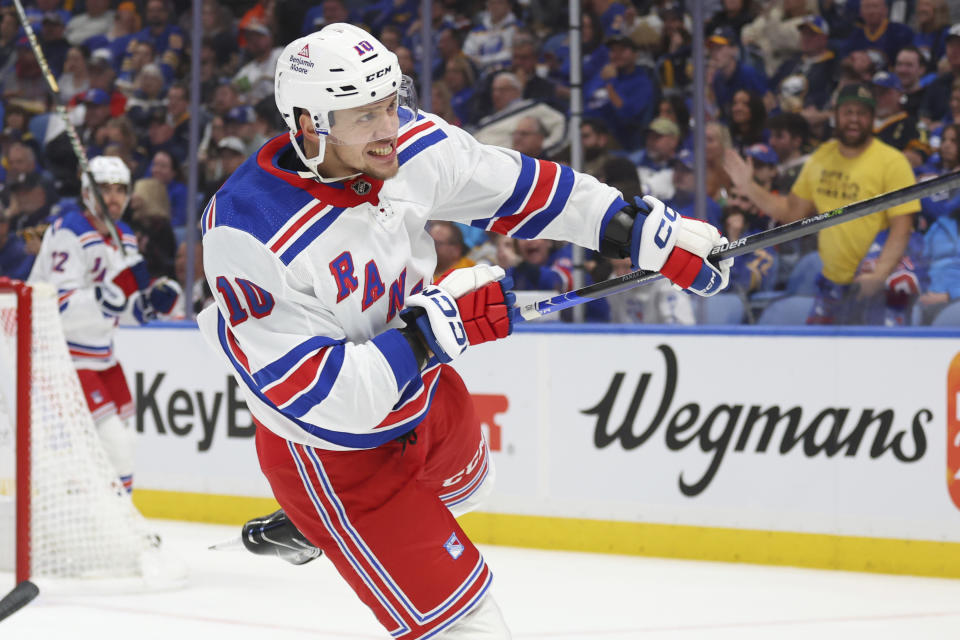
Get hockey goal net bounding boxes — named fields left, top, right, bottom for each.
left=0, top=279, right=185, bottom=589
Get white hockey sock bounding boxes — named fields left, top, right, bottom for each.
left=97, top=414, right=135, bottom=491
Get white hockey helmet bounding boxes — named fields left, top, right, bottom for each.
left=274, top=23, right=418, bottom=175
left=82, top=155, right=132, bottom=215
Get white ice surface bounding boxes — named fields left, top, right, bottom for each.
left=3, top=519, right=960, bottom=639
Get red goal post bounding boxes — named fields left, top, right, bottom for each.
left=0, top=278, right=185, bottom=590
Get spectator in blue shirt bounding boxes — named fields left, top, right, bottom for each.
left=912, top=0, right=951, bottom=69
left=0, top=204, right=35, bottom=281
left=147, top=149, right=186, bottom=229
left=919, top=205, right=960, bottom=320
left=667, top=150, right=723, bottom=230
left=443, top=55, right=477, bottom=127
left=842, top=0, right=914, bottom=67
left=121, top=0, right=185, bottom=85
left=920, top=24, right=960, bottom=124
left=918, top=124, right=960, bottom=230
left=583, top=34, right=657, bottom=151
left=707, top=27, right=769, bottom=117
left=301, top=0, right=351, bottom=36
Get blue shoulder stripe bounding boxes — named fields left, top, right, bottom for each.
left=213, top=156, right=317, bottom=245
left=398, top=129, right=448, bottom=166
left=58, top=211, right=95, bottom=235
left=278, top=206, right=347, bottom=265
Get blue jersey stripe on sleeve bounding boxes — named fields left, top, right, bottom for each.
left=510, top=163, right=575, bottom=239
left=216, top=313, right=420, bottom=448
left=252, top=335, right=343, bottom=388
left=283, top=345, right=346, bottom=418
left=371, top=328, right=422, bottom=393
left=492, top=153, right=536, bottom=219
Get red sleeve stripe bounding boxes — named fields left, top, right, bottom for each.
left=202, top=195, right=217, bottom=232
left=373, top=366, right=441, bottom=430
left=490, top=159, right=559, bottom=235
left=226, top=328, right=250, bottom=372
left=397, top=120, right=434, bottom=147
left=262, top=346, right=332, bottom=408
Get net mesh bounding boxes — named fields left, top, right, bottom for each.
left=0, top=282, right=165, bottom=579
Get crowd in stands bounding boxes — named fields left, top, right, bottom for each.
left=2, top=0, right=960, bottom=326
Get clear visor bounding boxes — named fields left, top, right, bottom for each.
left=322, top=75, right=418, bottom=146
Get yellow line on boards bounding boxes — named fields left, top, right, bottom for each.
left=133, top=490, right=960, bottom=579
left=133, top=489, right=280, bottom=525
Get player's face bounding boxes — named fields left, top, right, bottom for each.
left=324, top=96, right=401, bottom=180
left=835, top=102, right=872, bottom=149
left=96, top=183, right=129, bottom=220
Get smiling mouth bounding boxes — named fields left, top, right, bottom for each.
left=368, top=140, right=396, bottom=157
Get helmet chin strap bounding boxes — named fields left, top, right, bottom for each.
left=289, top=130, right=361, bottom=183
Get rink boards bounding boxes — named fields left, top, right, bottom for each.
left=117, top=323, right=960, bottom=578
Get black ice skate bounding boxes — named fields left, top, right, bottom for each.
left=241, top=509, right=322, bottom=566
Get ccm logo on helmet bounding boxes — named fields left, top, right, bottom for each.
left=366, top=65, right=392, bottom=82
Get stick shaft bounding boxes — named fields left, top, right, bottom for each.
left=10, top=0, right=124, bottom=254
left=515, top=171, right=960, bottom=322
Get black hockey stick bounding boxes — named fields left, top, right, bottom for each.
left=0, top=580, right=38, bottom=622
left=513, top=170, right=960, bottom=322
left=10, top=0, right=124, bottom=254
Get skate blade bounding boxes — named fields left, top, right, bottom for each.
left=208, top=536, right=244, bottom=551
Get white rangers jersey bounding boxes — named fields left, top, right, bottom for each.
left=28, top=211, right=142, bottom=371
left=197, top=111, right=627, bottom=451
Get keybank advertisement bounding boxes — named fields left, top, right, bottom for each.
left=117, top=326, right=960, bottom=542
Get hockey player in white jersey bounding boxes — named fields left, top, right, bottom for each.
left=29, top=156, right=180, bottom=492
left=197, top=23, right=731, bottom=639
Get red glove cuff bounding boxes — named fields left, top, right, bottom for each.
left=659, top=247, right=702, bottom=289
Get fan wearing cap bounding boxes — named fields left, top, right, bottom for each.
left=842, top=0, right=914, bottom=69
left=583, top=32, right=657, bottom=150
left=871, top=70, right=926, bottom=161
left=706, top=26, right=771, bottom=118
left=772, top=15, right=839, bottom=115
left=725, top=82, right=920, bottom=324
left=632, top=116, right=680, bottom=200
left=232, top=19, right=281, bottom=105
left=28, top=156, right=180, bottom=493
left=38, top=10, right=69, bottom=77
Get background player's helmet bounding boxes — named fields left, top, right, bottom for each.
left=274, top=23, right=418, bottom=176
left=81, top=155, right=132, bottom=215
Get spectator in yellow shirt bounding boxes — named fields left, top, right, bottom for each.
left=724, top=83, right=919, bottom=324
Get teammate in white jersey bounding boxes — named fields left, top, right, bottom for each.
left=197, top=23, right=732, bottom=639
left=29, top=156, right=180, bottom=492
